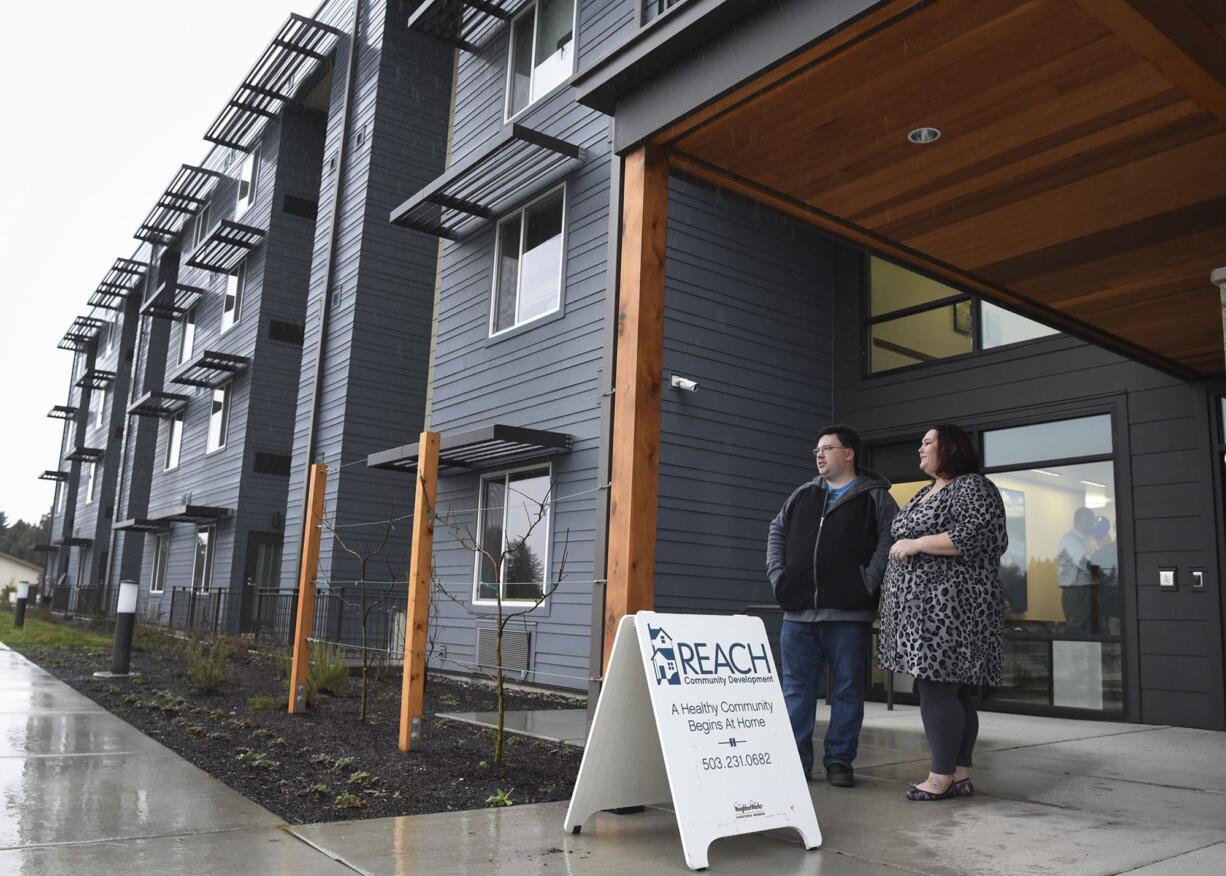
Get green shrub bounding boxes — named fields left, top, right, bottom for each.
left=309, top=644, right=349, bottom=698
left=185, top=638, right=230, bottom=693
left=485, top=788, right=514, bottom=807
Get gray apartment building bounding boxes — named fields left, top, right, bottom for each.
left=38, top=0, right=1226, bottom=733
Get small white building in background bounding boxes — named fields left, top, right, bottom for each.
left=0, top=552, right=42, bottom=593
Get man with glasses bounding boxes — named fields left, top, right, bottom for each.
left=767, top=424, right=897, bottom=787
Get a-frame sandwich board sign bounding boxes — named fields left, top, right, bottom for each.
left=565, top=611, right=821, bottom=870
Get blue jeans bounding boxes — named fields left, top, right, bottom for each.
left=780, top=619, right=870, bottom=775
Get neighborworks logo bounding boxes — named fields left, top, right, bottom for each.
left=648, top=626, right=773, bottom=687
left=734, top=800, right=765, bottom=819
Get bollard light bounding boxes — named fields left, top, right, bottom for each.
left=95, top=580, right=140, bottom=679
left=14, top=580, right=30, bottom=629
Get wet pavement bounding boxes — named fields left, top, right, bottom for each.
left=3, top=642, right=1226, bottom=874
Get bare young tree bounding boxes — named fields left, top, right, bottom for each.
left=430, top=481, right=569, bottom=765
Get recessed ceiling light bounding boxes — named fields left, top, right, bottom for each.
left=907, top=127, right=942, bottom=144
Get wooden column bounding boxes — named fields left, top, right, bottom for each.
left=399, top=430, right=440, bottom=751
left=604, top=144, right=669, bottom=670
left=288, top=463, right=328, bottom=714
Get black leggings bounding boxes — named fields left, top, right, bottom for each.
left=917, top=680, right=979, bottom=775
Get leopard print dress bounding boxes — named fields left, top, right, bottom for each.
left=878, top=473, right=1007, bottom=685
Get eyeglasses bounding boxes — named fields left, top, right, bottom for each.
left=812, top=444, right=847, bottom=458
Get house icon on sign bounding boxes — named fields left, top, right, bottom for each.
left=649, top=626, right=680, bottom=685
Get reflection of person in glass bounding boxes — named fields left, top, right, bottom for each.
left=1091, top=516, right=1119, bottom=635
left=1058, top=508, right=1098, bottom=632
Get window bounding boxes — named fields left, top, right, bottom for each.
left=236, top=148, right=259, bottom=215
left=867, top=256, right=1058, bottom=373
left=191, top=204, right=211, bottom=251
left=207, top=384, right=231, bottom=453
left=474, top=467, right=552, bottom=603
left=491, top=187, right=565, bottom=335
left=105, top=314, right=118, bottom=356
left=94, top=386, right=107, bottom=430
left=165, top=413, right=183, bottom=471
left=150, top=534, right=169, bottom=594
left=505, top=0, right=575, bottom=118
left=85, top=461, right=97, bottom=504
left=222, top=261, right=245, bottom=333
left=178, top=306, right=197, bottom=366
left=191, top=527, right=214, bottom=593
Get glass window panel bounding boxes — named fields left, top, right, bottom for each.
left=207, top=386, right=230, bottom=452
left=983, top=415, right=1112, bottom=467
left=222, top=263, right=244, bottom=332
left=503, top=471, right=550, bottom=600
left=981, top=301, right=1059, bottom=348
left=179, top=307, right=196, bottom=366
left=987, top=460, right=1120, bottom=637
left=870, top=304, right=973, bottom=372
left=477, top=479, right=506, bottom=601
left=531, top=0, right=573, bottom=101
left=507, top=13, right=534, bottom=116
left=192, top=528, right=212, bottom=593
left=95, top=386, right=107, bottom=429
left=236, top=149, right=257, bottom=214
left=165, top=414, right=183, bottom=470
left=517, top=192, right=564, bottom=324
left=151, top=535, right=168, bottom=593
left=870, top=256, right=961, bottom=316
left=492, top=216, right=521, bottom=333
left=869, top=439, right=926, bottom=488
left=992, top=639, right=1052, bottom=706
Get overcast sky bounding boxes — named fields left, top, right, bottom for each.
left=0, top=0, right=323, bottom=524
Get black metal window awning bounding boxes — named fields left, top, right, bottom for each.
left=88, top=257, right=148, bottom=310
left=53, top=536, right=93, bottom=548
left=75, top=368, right=116, bottom=391
left=170, top=349, right=250, bottom=389
left=141, top=282, right=206, bottom=320
left=31, top=543, right=56, bottom=554
left=136, top=164, right=225, bottom=244
left=367, top=424, right=572, bottom=472
left=390, top=124, right=583, bottom=240
left=65, top=446, right=105, bottom=464
left=205, top=13, right=343, bottom=151
left=185, top=220, right=265, bottom=273
left=58, top=316, right=104, bottom=352
left=39, top=470, right=70, bottom=482
left=407, top=0, right=527, bottom=53
left=127, top=390, right=189, bottom=419
left=112, top=517, right=170, bottom=533
left=162, top=505, right=232, bottom=524
left=48, top=405, right=77, bottom=420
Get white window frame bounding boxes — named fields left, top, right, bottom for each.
left=85, top=461, right=97, bottom=504
left=94, top=385, right=107, bottom=430
left=191, top=526, right=214, bottom=593
left=178, top=306, right=197, bottom=366
left=206, top=384, right=231, bottom=454
left=105, top=313, right=118, bottom=356
left=503, top=0, right=578, bottom=122
left=191, top=204, right=211, bottom=251
left=471, top=463, right=553, bottom=607
left=222, top=260, right=246, bottom=334
left=149, top=533, right=169, bottom=594
left=488, top=184, right=567, bottom=338
left=164, top=412, right=183, bottom=471
left=236, top=148, right=259, bottom=216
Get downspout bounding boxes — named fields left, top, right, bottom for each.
left=586, top=126, right=625, bottom=723
left=101, top=247, right=155, bottom=612
left=294, top=0, right=363, bottom=586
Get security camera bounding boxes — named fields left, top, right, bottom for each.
left=670, top=375, right=698, bottom=392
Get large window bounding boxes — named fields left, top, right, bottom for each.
left=207, top=385, right=231, bottom=453
left=869, top=414, right=1122, bottom=714
left=94, top=386, right=107, bottom=430
left=191, top=527, right=213, bottom=593
left=236, top=148, right=259, bottom=215
left=490, top=187, right=565, bottom=335
left=222, top=261, right=246, bottom=333
left=505, top=0, right=575, bottom=118
left=868, top=256, right=1058, bottom=373
left=165, top=413, right=183, bottom=471
left=178, top=306, right=197, bottom=366
left=191, top=204, right=211, bottom=251
left=150, top=534, right=169, bottom=594
left=474, top=467, right=552, bottom=603
left=85, top=461, right=97, bottom=504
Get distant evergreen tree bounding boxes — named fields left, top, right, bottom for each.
left=0, top=513, right=50, bottom=567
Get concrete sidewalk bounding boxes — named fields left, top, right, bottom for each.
left=3, top=642, right=1225, bottom=874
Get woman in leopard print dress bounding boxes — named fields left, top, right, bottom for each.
left=879, top=424, right=1007, bottom=802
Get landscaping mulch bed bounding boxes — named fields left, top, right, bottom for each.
left=17, top=627, right=585, bottom=824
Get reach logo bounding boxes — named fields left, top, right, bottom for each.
left=648, top=625, right=774, bottom=686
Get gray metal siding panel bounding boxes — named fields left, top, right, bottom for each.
left=655, top=173, right=834, bottom=615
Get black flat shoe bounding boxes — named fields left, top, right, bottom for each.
left=952, top=778, right=975, bottom=797
left=905, top=780, right=958, bottom=801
